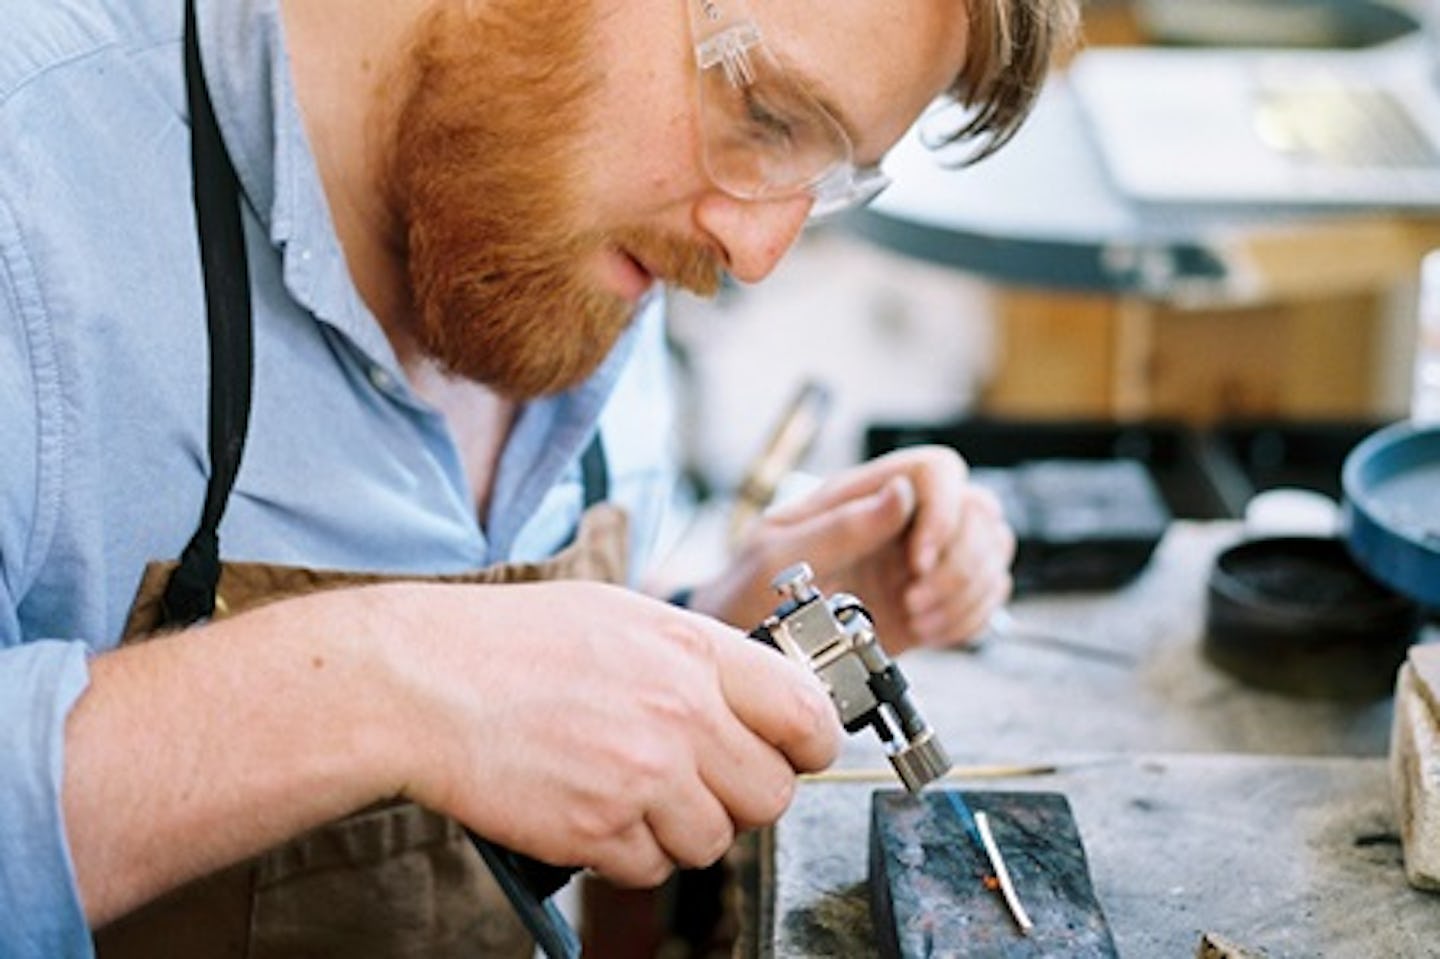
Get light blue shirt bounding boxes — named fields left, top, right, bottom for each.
left=0, top=0, right=678, bottom=952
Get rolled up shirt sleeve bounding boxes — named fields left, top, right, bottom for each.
left=0, top=635, right=94, bottom=957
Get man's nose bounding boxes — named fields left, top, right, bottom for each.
left=694, top=193, right=814, bottom=283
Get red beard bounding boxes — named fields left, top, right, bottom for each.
left=386, top=1, right=721, bottom=399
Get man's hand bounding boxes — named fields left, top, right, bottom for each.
left=690, top=446, right=1016, bottom=655
left=378, top=580, right=840, bottom=887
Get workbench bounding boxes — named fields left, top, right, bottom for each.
left=743, top=522, right=1440, bottom=956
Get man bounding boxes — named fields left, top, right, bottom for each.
left=0, top=0, right=1076, bottom=953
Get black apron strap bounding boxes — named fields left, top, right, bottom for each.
left=579, top=431, right=608, bottom=508
left=160, top=0, right=254, bottom=628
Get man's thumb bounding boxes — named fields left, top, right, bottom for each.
left=795, top=475, right=917, bottom=566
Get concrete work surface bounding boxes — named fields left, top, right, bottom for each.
left=744, top=522, right=1440, bottom=957
left=755, top=754, right=1437, bottom=957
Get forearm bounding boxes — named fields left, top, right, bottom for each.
left=63, top=584, right=407, bottom=926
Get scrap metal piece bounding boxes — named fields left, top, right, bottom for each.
left=975, top=810, right=1035, bottom=935
left=1197, top=931, right=1269, bottom=958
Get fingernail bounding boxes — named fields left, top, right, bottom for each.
left=889, top=475, right=917, bottom=512
left=916, top=541, right=939, bottom=574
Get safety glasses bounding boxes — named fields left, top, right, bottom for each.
left=689, top=0, right=891, bottom=219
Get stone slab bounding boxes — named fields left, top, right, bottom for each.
left=870, top=790, right=1117, bottom=957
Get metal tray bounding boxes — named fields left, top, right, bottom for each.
left=1342, top=422, right=1440, bottom=608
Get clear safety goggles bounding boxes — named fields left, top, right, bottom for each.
left=689, top=0, right=891, bottom=219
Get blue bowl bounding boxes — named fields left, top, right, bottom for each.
left=1342, top=421, right=1440, bottom=609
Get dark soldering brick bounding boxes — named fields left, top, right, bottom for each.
left=869, top=790, right=1117, bottom=958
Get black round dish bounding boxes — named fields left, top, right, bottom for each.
left=1204, top=535, right=1424, bottom=700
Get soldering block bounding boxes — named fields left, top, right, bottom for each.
left=1391, top=644, right=1440, bottom=891
left=869, top=790, right=1117, bottom=958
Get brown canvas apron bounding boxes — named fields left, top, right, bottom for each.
left=93, top=6, right=619, bottom=952
left=93, top=502, right=628, bottom=959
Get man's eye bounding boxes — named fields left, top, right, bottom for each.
left=743, top=91, right=795, bottom=145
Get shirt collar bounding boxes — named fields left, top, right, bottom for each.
left=196, top=0, right=398, bottom=369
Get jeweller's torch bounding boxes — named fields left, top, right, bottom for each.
left=749, top=562, right=951, bottom=792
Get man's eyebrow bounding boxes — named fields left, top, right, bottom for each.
left=785, top=62, right=869, bottom=160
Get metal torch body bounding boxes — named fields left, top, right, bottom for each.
left=750, top=562, right=951, bottom=793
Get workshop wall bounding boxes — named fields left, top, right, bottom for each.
left=667, top=226, right=998, bottom=496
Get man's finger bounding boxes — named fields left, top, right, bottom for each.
left=761, top=447, right=934, bottom=525
left=710, top=633, right=841, bottom=775
left=764, top=448, right=970, bottom=578
left=588, top=820, right=674, bottom=889
left=644, top=771, right=737, bottom=869
left=767, top=477, right=917, bottom=578
left=902, top=451, right=968, bottom=576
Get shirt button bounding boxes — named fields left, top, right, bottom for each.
left=369, top=366, right=394, bottom=391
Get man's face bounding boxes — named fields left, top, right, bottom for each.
left=387, top=0, right=969, bottom=399
left=387, top=0, right=721, bottom=399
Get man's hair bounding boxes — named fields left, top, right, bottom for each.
left=941, top=0, right=1081, bottom=163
